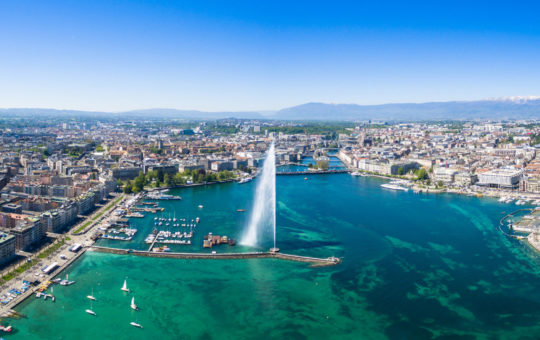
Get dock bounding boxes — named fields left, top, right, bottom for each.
left=89, top=246, right=341, bottom=267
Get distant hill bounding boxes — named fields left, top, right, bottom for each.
left=1, top=97, right=540, bottom=121
left=272, top=98, right=540, bottom=121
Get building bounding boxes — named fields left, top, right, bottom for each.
left=433, top=167, right=458, bottom=184
left=111, top=167, right=141, bottom=180
left=478, top=169, right=522, bottom=188
left=0, top=233, right=15, bottom=266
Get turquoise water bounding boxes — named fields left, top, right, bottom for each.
left=8, top=174, right=540, bottom=339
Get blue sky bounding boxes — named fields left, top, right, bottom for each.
left=1, top=0, right=540, bottom=111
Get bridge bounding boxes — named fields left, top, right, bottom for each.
left=276, top=169, right=350, bottom=176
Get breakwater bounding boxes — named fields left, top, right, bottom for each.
left=89, top=246, right=341, bottom=267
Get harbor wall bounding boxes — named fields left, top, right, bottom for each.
left=88, top=246, right=340, bottom=266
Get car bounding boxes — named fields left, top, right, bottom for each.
left=60, top=255, right=67, bottom=260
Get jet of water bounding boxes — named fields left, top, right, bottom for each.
left=241, top=142, right=276, bottom=248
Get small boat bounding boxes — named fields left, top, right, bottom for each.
left=130, top=297, right=139, bottom=310
left=130, top=322, right=143, bottom=328
left=87, top=288, right=97, bottom=301
left=86, top=302, right=96, bottom=316
left=236, top=209, right=245, bottom=212
left=0, top=325, right=12, bottom=332
left=198, top=205, right=204, bottom=209
left=196, top=217, right=200, bottom=223
left=121, top=279, right=130, bottom=292
left=304, top=177, right=308, bottom=180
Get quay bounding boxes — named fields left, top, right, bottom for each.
left=89, top=246, right=341, bottom=267
left=276, top=169, right=350, bottom=175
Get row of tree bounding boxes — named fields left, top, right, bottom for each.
left=120, top=169, right=236, bottom=193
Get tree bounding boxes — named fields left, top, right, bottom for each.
left=415, top=168, right=429, bottom=181
left=437, top=180, right=444, bottom=188
left=133, top=171, right=146, bottom=192
left=164, top=174, right=172, bottom=187
left=397, top=167, right=404, bottom=176
left=173, top=173, right=185, bottom=185
left=123, top=184, right=132, bottom=194
left=316, top=160, right=329, bottom=170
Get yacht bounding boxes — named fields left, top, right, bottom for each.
left=130, top=322, right=143, bottom=328
left=121, top=279, right=130, bottom=292
left=130, top=297, right=139, bottom=310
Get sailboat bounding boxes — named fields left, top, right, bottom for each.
left=121, top=279, right=130, bottom=292
left=87, top=288, right=97, bottom=301
left=130, top=320, right=143, bottom=328
left=130, top=297, right=138, bottom=310
left=85, top=302, right=96, bottom=316
left=130, top=297, right=139, bottom=310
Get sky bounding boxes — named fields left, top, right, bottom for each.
left=1, top=0, right=540, bottom=112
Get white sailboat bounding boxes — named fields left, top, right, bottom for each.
left=130, top=296, right=138, bottom=310
left=85, top=302, right=96, bottom=316
left=87, top=288, right=97, bottom=301
left=121, top=279, right=130, bottom=292
left=130, top=321, right=143, bottom=328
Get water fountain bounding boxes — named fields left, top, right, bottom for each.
left=241, top=142, right=277, bottom=250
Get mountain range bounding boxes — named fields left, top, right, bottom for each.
left=1, top=97, right=540, bottom=121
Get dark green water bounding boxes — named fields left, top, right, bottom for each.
left=8, top=174, right=540, bottom=339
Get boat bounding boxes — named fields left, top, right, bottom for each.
left=130, top=297, right=138, bottom=310
left=196, top=217, right=200, bottom=223
left=121, top=279, right=130, bottom=292
left=381, top=183, right=408, bottom=191
left=238, top=177, right=253, bottom=184
left=0, top=325, right=12, bottom=332
left=350, top=172, right=362, bottom=176
left=304, top=177, right=308, bottom=180
left=130, top=322, right=143, bottom=328
left=85, top=302, right=96, bottom=316
left=87, top=288, right=97, bottom=301
left=198, top=205, right=204, bottom=209
left=236, top=209, right=245, bottom=212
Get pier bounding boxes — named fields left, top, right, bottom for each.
left=276, top=169, right=350, bottom=175
left=89, top=246, right=341, bottom=267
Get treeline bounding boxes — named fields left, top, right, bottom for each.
left=120, top=169, right=236, bottom=193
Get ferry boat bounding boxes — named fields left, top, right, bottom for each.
left=238, top=177, right=253, bottom=184
left=350, top=172, right=363, bottom=176
left=130, top=322, right=143, bottom=328
left=121, top=279, right=130, bottom=292
left=381, top=183, right=408, bottom=191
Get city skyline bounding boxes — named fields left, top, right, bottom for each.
left=1, top=1, right=540, bottom=112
